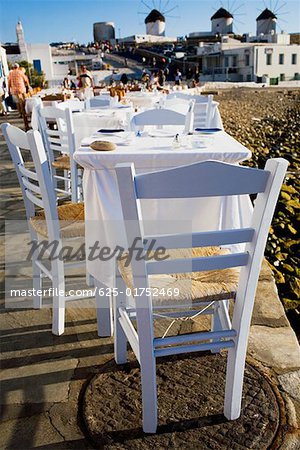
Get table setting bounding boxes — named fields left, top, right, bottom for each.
left=74, top=125, right=253, bottom=288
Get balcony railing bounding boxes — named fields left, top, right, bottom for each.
left=203, top=67, right=238, bottom=75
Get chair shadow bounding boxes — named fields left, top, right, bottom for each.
left=87, top=413, right=227, bottom=446
left=26, top=439, right=90, bottom=449
left=78, top=353, right=230, bottom=447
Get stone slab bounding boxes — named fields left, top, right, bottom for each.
left=278, top=370, right=300, bottom=402
left=259, top=259, right=275, bottom=282
left=248, top=326, right=300, bottom=374
left=0, top=413, right=63, bottom=449
left=0, top=357, right=78, bottom=405
left=252, top=280, right=290, bottom=328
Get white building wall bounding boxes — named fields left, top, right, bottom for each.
left=222, top=46, right=255, bottom=81
left=52, top=54, right=95, bottom=76
left=211, top=17, right=233, bottom=35
left=120, top=34, right=176, bottom=44
left=0, top=46, right=9, bottom=78
left=199, top=39, right=300, bottom=83
left=27, top=43, right=54, bottom=80
left=255, top=45, right=300, bottom=80
left=146, top=20, right=165, bottom=36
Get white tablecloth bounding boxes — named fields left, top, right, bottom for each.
left=126, top=92, right=161, bottom=108
left=72, top=107, right=132, bottom=148
left=74, top=131, right=252, bottom=287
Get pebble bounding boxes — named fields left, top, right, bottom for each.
left=218, top=89, right=300, bottom=313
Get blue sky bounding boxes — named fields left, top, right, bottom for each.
left=0, top=0, right=299, bottom=44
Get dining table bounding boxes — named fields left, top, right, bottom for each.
left=74, top=129, right=253, bottom=291
left=71, top=106, right=133, bottom=148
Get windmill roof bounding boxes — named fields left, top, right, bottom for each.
left=145, top=9, right=165, bottom=24
left=256, top=8, right=277, bottom=21
left=211, top=8, right=233, bottom=20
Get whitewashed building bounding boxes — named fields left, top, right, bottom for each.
left=197, top=34, right=300, bottom=84
left=0, top=46, right=9, bottom=79
left=2, top=22, right=97, bottom=87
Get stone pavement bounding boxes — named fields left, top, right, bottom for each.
left=0, top=113, right=299, bottom=449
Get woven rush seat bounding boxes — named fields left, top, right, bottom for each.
left=118, top=246, right=240, bottom=306
left=30, top=203, right=85, bottom=238
left=52, top=155, right=71, bottom=170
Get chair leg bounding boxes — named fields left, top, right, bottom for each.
left=51, top=168, right=58, bottom=192
left=211, top=303, right=222, bottom=354
left=78, top=168, right=83, bottom=201
left=64, top=170, right=70, bottom=197
left=95, top=279, right=113, bottom=337
left=51, top=259, right=65, bottom=336
left=70, top=162, right=78, bottom=203
left=86, top=272, right=94, bottom=287
left=32, top=250, right=42, bottom=309
left=224, top=338, right=247, bottom=420
left=136, top=307, right=158, bottom=433
left=114, top=275, right=127, bottom=364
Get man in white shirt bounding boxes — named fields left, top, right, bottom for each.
left=175, top=68, right=182, bottom=86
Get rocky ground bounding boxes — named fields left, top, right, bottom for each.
left=217, top=88, right=300, bottom=336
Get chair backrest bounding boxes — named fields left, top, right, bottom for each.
left=163, top=97, right=191, bottom=114
left=1, top=123, right=59, bottom=239
left=131, top=106, right=194, bottom=133
left=56, top=99, right=85, bottom=112
left=193, top=95, right=214, bottom=128
left=85, top=96, right=110, bottom=109
left=37, top=105, right=75, bottom=168
left=116, top=158, right=288, bottom=312
left=168, top=93, right=213, bottom=104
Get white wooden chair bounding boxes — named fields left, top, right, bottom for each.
left=167, top=93, right=213, bottom=103
left=167, top=93, right=214, bottom=128
left=131, top=105, right=194, bottom=134
left=114, top=158, right=288, bottom=433
left=85, top=96, right=110, bottom=109
left=162, top=97, right=192, bottom=115
left=37, top=105, right=81, bottom=203
left=2, top=123, right=109, bottom=336
left=193, top=95, right=214, bottom=129
left=56, top=99, right=85, bottom=112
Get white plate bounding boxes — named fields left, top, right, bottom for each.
left=148, top=130, right=177, bottom=138
left=97, top=132, right=125, bottom=137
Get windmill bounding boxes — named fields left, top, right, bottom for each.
left=211, top=1, right=246, bottom=35
left=138, top=0, right=180, bottom=36
left=256, top=1, right=289, bottom=35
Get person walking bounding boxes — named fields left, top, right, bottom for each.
left=157, top=69, right=166, bottom=90
left=8, top=63, right=31, bottom=129
left=174, top=68, right=182, bottom=86
left=77, top=65, right=94, bottom=100
left=0, top=77, right=8, bottom=116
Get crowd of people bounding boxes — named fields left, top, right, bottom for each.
left=0, top=50, right=201, bottom=121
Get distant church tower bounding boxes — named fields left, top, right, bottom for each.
left=16, top=21, right=28, bottom=60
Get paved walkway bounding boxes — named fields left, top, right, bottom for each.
left=0, top=113, right=299, bottom=449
